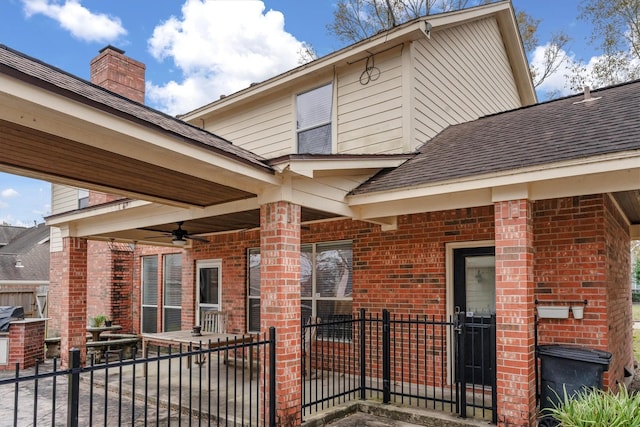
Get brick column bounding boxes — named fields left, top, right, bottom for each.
left=53, top=237, right=88, bottom=368
left=260, top=201, right=301, bottom=427
left=494, top=200, right=536, bottom=427
left=1, top=319, right=46, bottom=371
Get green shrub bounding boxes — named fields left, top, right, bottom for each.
left=633, top=290, right=640, bottom=303
left=543, top=385, right=640, bottom=426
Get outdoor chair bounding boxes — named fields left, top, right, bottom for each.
left=195, top=310, right=228, bottom=365
left=303, top=316, right=320, bottom=378
left=201, top=310, right=228, bottom=334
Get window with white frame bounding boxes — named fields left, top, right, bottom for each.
left=141, top=256, right=158, bottom=333
left=247, top=241, right=353, bottom=338
left=247, top=248, right=261, bottom=332
left=196, top=259, right=222, bottom=324
left=296, top=83, right=333, bottom=154
left=163, top=253, right=182, bottom=332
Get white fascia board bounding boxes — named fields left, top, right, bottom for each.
left=278, top=158, right=409, bottom=179
left=46, top=199, right=152, bottom=226
left=354, top=188, right=493, bottom=219
left=348, top=153, right=640, bottom=207
left=49, top=198, right=260, bottom=238
left=0, top=76, right=280, bottom=192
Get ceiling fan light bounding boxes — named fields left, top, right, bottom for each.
left=172, top=237, right=187, bottom=246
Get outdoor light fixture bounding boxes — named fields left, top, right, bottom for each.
left=172, top=237, right=187, bottom=246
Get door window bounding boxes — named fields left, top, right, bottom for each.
left=197, top=260, right=222, bottom=324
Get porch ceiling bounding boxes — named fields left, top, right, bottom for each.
left=613, top=190, right=640, bottom=224
left=0, top=119, right=256, bottom=208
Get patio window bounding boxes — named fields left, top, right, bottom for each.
left=163, top=253, right=182, bottom=332
left=247, top=241, right=353, bottom=339
left=297, top=83, right=332, bottom=154
left=141, top=256, right=158, bottom=333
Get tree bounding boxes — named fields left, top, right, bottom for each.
left=569, top=0, right=640, bottom=91
left=327, top=0, right=569, bottom=89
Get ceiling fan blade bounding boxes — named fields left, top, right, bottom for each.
left=185, top=234, right=209, bottom=243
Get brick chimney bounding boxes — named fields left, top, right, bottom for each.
left=88, top=45, right=146, bottom=205
left=90, top=45, right=145, bottom=104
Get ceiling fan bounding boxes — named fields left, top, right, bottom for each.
left=144, top=222, right=208, bottom=246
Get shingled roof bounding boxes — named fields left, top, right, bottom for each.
left=352, top=80, right=640, bottom=195
left=0, top=224, right=49, bottom=282
left=0, top=44, right=270, bottom=172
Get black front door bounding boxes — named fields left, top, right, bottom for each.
left=454, top=247, right=496, bottom=387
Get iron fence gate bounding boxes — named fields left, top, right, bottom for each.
left=302, top=309, right=496, bottom=423
left=0, top=329, right=275, bottom=427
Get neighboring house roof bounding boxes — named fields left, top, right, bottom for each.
left=0, top=225, right=25, bottom=247
left=0, top=44, right=270, bottom=173
left=0, top=223, right=50, bottom=282
left=352, top=80, right=640, bottom=195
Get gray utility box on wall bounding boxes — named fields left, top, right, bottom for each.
left=537, top=344, right=612, bottom=427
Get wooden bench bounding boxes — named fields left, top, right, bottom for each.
left=86, top=334, right=140, bottom=363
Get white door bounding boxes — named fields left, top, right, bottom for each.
left=196, top=260, right=222, bottom=324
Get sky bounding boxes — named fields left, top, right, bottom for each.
left=0, top=0, right=606, bottom=227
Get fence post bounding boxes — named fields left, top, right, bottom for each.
left=359, top=308, right=366, bottom=400
left=382, top=309, right=390, bottom=404
left=268, top=327, right=276, bottom=427
left=67, top=348, right=81, bottom=427
left=456, top=312, right=466, bottom=419
left=490, top=314, right=497, bottom=424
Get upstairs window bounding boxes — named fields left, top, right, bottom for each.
left=296, top=83, right=332, bottom=154
left=78, top=189, right=89, bottom=209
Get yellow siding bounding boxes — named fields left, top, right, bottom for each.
left=204, top=93, right=294, bottom=158
left=411, top=17, right=520, bottom=150
left=51, top=184, right=78, bottom=215
left=336, top=48, right=405, bottom=154
left=198, top=17, right=521, bottom=158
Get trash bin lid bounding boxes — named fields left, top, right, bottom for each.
left=537, top=344, right=612, bottom=365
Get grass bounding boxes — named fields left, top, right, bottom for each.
left=634, top=303, right=640, bottom=321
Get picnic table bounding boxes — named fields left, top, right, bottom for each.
left=141, top=330, right=252, bottom=369
left=86, top=325, right=122, bottom=342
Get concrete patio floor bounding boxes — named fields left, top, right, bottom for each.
left=0, top=355, right=491, bottom=427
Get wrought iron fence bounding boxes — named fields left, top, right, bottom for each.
left=302, top=309, right=496, bottom=423
left=0, top=329, right=275, bottom=427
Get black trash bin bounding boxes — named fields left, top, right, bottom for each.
left=537, top=344, right=612, bottom=427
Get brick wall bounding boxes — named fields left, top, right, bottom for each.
left=604, top=195, right=633, bottom=390
left=533, top=195, right=632, bottom=390
left=87, top=241, right=112, bottom=319
left=120, top=195, right=631, bottom=422
left=0, top=319, right=46, bottom=371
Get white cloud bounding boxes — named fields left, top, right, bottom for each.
left=147, top=0, right=308, bottom=115
left=21, top=0, right=126, bottom=43
left=1, top=188, right=19, bottom=198
left=529, top=43, right=577, bottom=99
